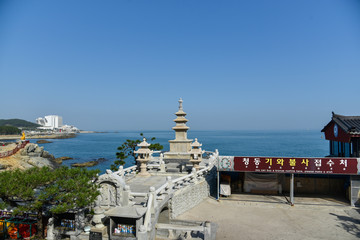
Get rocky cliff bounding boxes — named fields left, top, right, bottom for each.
left=0, top=143, right=59, bottom=171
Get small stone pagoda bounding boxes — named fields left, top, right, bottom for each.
left=134, top=138, right=152, bottom=176
left=190, top=138, right=203, bottom=171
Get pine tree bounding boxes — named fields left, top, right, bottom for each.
left=0, top=166, right=100, bottom=238
left=111, top=133, right=163, bottom=171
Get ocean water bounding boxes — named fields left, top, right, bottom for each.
left=30, top=130, right=328, bottom=174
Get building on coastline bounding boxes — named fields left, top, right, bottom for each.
left=60, top=124, right=80, bottom=133
left=36, top=115, right=79, bottom=133
left=36, top=115, right=63, bottom=130
left=321, top=112, right=360, bottom=157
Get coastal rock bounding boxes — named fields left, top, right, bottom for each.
left=28, top=157, right=57, bottom=168
left=34, top=146, right=44, bottom=154
left=54, top=158, right=63, bottom=164
left=54, top=156, right=73, bottom=164
left=96, top=158, right=107, bottom=163
left=28, top=152, right=42, bottom=157
left=42, top=151, right=55, bottom=160
left=58, top=156, right=73, bottom=161
left=71, top=161, right=98, bottom=167
left=36, top=140, right=53, bottom=144
left=0, top=164, right=9, bottom=170
left=20, top=149, right=27, bottom=156
left=26, top=144, right=36, bottom=153
left=0, top=142, right=58, bottom=171
left=20, top=161, right=36, bottom=169
left=55, top=133, right=76, bottom=139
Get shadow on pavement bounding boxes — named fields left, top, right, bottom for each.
left=330, top=211, right=360, bottom=238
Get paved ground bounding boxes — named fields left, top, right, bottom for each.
left=176, top=194, right=360, bottom=240
left=126, top=174, right=183, bottom=193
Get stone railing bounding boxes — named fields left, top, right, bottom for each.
left=139, top=151, right=218, bottom=232
left=147, top=154, right=166, bottom=172
left=143, top=187, right=155, bottom=230
left=113, top=165, right=138, bottom=177
left=146, top=163, right=160, bottom=171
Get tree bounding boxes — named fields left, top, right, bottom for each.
left=0, top=166, right=100, bottom=238
left=0, top=118, right=40, bottom=129
left=0, top=126, right=21, bottom=135
left=111, top=133, right=163, bottom=171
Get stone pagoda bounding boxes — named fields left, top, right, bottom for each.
left=164, top=98, right=193, bottom=172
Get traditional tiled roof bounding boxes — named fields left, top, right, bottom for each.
left=322, top=112, right=360, bottom=135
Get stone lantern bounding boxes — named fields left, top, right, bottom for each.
left=134, top=138, right=153, bottom=176
left=190, top=138, right=203, bottom=170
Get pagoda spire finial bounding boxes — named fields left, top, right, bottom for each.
left=179, top=98, right=183, bottom=111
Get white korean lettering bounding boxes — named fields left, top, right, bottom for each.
left=340, top=159, right=347, bottom=168
left=327, top=159, right=334, bottom=167
left=315, top=159, right=322, bottom=167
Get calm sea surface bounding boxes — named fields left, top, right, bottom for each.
left=29, top=130, right=328, bottom=174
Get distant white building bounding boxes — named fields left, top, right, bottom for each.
left=60, top=124, right=80, bottom=133
left=36, top=115, right=63, bottom=130
left=36, top=115, right=79, bottom=133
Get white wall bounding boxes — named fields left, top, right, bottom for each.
left=37, top=115, right=63, bottom=129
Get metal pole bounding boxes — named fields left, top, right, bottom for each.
left=217, top=170, right=220, bottom=200
left=290, top=173, right=294, bottom=206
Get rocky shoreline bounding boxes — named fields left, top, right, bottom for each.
left=0, top=143, right=59, bottom=171
left=0, top=133, right=77, bottom=140
left=0, top=138, right=109, bottom=171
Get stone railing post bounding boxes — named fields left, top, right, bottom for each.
left=190, top=168, right=198, bottom=184
left=118, top=165, right=124, bottom=177
left=143, top=189, right=154, bottom=231
left=122, top=185, right=131, bottom=206
left=165, top=176, right=173, bottom=192
left=174, top=181, right=183, bottom=189
left=149, top=186, right=156, bottom=212
left=159, top=153, right=166, bottom=172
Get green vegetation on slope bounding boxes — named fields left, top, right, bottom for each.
left=0, top=126, right=22, bottom=135
left=0, top=118, right=40, bottom=129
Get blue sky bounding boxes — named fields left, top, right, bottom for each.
left=1, top=0, right=359, bottom=131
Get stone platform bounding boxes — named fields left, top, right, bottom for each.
left=126, top=174, right=184, bottom=193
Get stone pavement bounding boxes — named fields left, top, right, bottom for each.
left=126, top=174, right=183, bottom=193
left=176, top=194, right=360, bottom=240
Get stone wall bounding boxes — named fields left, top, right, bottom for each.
left=169, top=169, right=216, bottom=218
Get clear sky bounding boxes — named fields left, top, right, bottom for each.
left=1, top=0, right=359, bottom=131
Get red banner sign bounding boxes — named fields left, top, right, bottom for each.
left=231, top=157, right=359, bottom=175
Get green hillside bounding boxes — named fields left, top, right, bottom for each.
left=0, top=119, right=40, bottom=129
left=0, top=126, right=22, bottom=135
